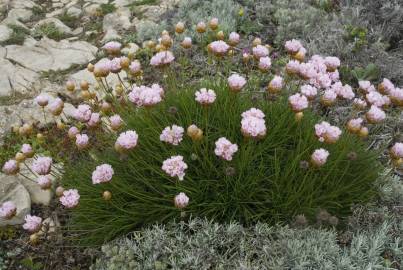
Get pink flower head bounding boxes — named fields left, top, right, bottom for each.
left=128, top=84, right=164, bottom=107
left=110, top=115, right=123, bottom=130
left=174, top=192, right=189, bottom=209
left=23, top=215, right=42, bottom=232
left=311, top=148, right=329, bottom=167
left=286, top=60, right=301, bottom=74
left=32, top=156, right=52, bottom=175
left=241, top=108, right=265, bottom=119
left=228, top=74, right=246, bottom=92
left=366, top=91, right=387, bottom=107
left=347, top=118, right=363, bottom=132
left=228, top=32, right=240, bottom=46
left=60, top=189, right=80, bottom=208
left=288, top=93, right=308, bottom=112
left=298, top=63, right=317, bottom=80
left=366, top=105, right=386, bottom=123
left=285, top=39, right=303, bottom=54
left=68, top=126, right=80, bottom=139
left=35, top=94, right=48, bottom=107
left=390, top=142, right=403, bottom=159
left=94, top=60, right=111, bottom=77
left=314, top=121, right=342, bottom=143
left=195, top=88, right=216, bottom=105
left=269, top=76, right=283, bottom=91
left=48, top=98, right=64, bottom=116
left=209, top=41, right=230, bottom=56
left=241, top=114, right=267, bottom=138
left=390, top=87, right=403, bottom=105
left=115, top=130, right=138, bottom=151
left=160, top=125, right=184, bottom=146
left=322, top=89, right=337, bottom=104
left=258, top=56, right=272, bottom=71
left=87, top=113, right=101, bottom=127
left=74, top=104, right=92, bottom=123
left=214, top=137, right=238, bottom=161
left=150, top=51, right=175, bottom=67
left=353, top=98, right=367, bottom=109
left=379, top=78, right=395, bottom=94
left=162, top=155, right=188, bottom=181
left=0, top=201, right=16, bottom=219
left=252, top=45, right=269, bottom=59
left=37, top=175, right=52, bottom=189
left=181, top=37, right=192, bottom=48
left=129, top=60, right=141, bottom=74
left=334, top=84, right=355, bottom=100
left=92, top=164, right=114, bottom=184
left=75, top=134, right=89, bottom=149
left=21, top=144, right=34, bottom=158
left=300, top=85, right=318, bottom=100
left=324, top=56, right=340, bottom=71
left=359, top=81, right=375, bottom=93
left=109, top=57, right=122, bottom=73
left=2, top=159, right=19, bottom=175
left=312, top=73, right=332, bottom=89
left=102, top=41, right=122, bottom=53
left=329, top=70, right=340, bottom=82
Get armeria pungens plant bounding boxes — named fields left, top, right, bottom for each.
left=2, top=18, right=402, bottom=246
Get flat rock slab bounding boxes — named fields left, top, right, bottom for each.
left=5, top=37, right=98, bottom=72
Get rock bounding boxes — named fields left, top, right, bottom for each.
left=34, top=18, right=73, bottom=35
left=0, top=25, right=12, bottom=43
left=10, top=0, right=39, bottom=9
left=0, top=58, right=39, bottom=100
left=38, top=216, right=61, bottom=238
left=84, top=0, right=108, bottom=4
left=122, top=42, right=139, bottom=56
left=7, top=8, right=33, bottom=23
left=72, top=27, right=83, bottom=36
left=5, top=37, right=98, bottom=72
left=101, top=29, right=121, bottom=43
left=83, top=3, right=101, bottom=16
left=103, top=10, right=132, bottom=32
left=53, top=3, right=64, bottom=8
left=0, top=174, right=31, bottom=226
left=67, top=6, right=82, bottom=17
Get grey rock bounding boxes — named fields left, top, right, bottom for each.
left=72, top=27, right=84, bottom=36
left=0, top=25, right=12, bottom=43
left=66, top=6, right=82, bottom=18
left=7, top=8, right=33, bottom=23
left=103, top=10, right=132, bottom=32
left=10, top=0, right=38, bottom=9
left=0, top=174, right=31, bottom=226
left=34, top=18, right=73, bottom=35
left=122, top=42, right=139, bottom=56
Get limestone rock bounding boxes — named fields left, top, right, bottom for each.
left=0, top=174, right=31, bottom=226
left=67, top=6, right=83, bottom=18
left=0, top=25, right=12, bottom=43
left=5, top=37, right=97, bottom=72
left=122, top=42, right=139, bottom=56
left=34, top=18, right=73, bottom=35
left=7, top=8, right=33, bottom=23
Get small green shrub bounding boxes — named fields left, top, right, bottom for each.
left=1, top=24, right=30, bottom=45
left=33, top=22, right=66, bottom=41
left=98, top=3, right=117, bottom=16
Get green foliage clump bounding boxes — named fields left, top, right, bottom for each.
left=98, top=3, right=117, bottom=16
left=1, top=24, right=30, bottom=45
left=33, top=22, right=66, bottom=41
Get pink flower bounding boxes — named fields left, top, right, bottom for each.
left=37, top=175, right=52, bottom=189
left=312, top=73, right=332, bottom=89
left=87, top=113, right=101, bottom=127
left=335, top=84, right=355, bottom=100
left=48, top=98, right=64, bottom=116
left=92, top=164, right=114, bottom=184
left=347, top=118, right=363, bottom=133
left=353, top=98, right=367, bottom=109
left=241, top=113, right=267, bottom=139
left=288, top=93, right=308, bottom=112
left=359, top=81, right=375, bottom=93
left=209, top=41, right=230, bottom=56
left=75, top=134, right=89, bottom=149
left=366, top=105, right=386, bottom=123
left=241, top=108, right=265, bottom=119
left=32, top=156, right=52, bottom=175
left=35, top=94, right=48, bottom=107
left=150, top=51, right=175, bottom=67
left=0, top=201, right=16, bottom=219
left=128, top=84, right=164, bottom=107
left=228, top=32, right=240, bottom=46
left=329, top=70, right=340, bottom=82
left=115, top=130, right=138, bottom=151
left=195, top=88, right=216, bottom=105
left=324, top=56, right=340, bottom=70
left=390, top=142, right=403, bottom=159
left=285, top=39, right=303, bottom=54
left=286, top=60, right=300, bottom=74
left=314, top=121, right=342, bottom=143
left=102, top=41, right=122, bottom=53
left=129, top=60, right=141, bottom=74
left=300, top=85, right=318, bottom=100
left=68, top=126, right=80, bottom=139
left=379, top=78, right=395, bottom=94
left=311, top=148, right=330, bottom=167
left=298, top=63, right=317, bottom=79
left=390, top=87, right=403, bottom=105
left=366, top=91, right=387, bottom=107
left=228, top=74, right=246, bottom=92
left=110, top=115, right=123, bottom=130
left=162, top=155, right=188, bottom=181
left=258, top=56, right=271, bottom=71
left=321, top=89, right=337, bottom=105
left=21, top=144, right=34, bottom=158
left=109, top=57, right=122, bottom=73
left=94, top=60, right=111, bottom=77
left=160, top=125, right=184, bottom=146
left=60, top=189, right=80, bottom=208
left=174, top=192, right=189, bottom=209
left=74, top=104, right=92, bottom=123
left=214, top=137, right=238, bottom=161
left=2, top=160, right=19, bottom=175
left=23, top=215, right=42, bottom=232
left=252, top=45, right=269, bottom=58
left=181, top=37, right=192, bottom=48
left=268, top=76, right=283, bottom=92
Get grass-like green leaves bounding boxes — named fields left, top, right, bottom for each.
left=63, top=74, right=381, bottom=246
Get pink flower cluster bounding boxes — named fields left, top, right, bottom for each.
left=315, top=121, right=342, bottom=143
left=366, top=105, right=386, bottom=123
left=102, top=41, right=122, bottom=53
left=269, top=76, right=283, bottom=91
left=110, top=115, right=123, bottom=130
left=228, top=32, right=240, bottom=46
left=37, top=175, right=52, bottom=189
left=150, top=51, right=175, bottom=67
left=87, top=113, right=101, bottom=127
left=109, top=57, right=122, bottom=73
left=48, top=98, right=64, bottom=115
left=174, top=192, right=189, bottom=209
left=160, top=125, right=184, bottom=145
left=21, top=144, right=34, bottom=157
left=32, top=156, right=52, bottom=175
left=241, top=108, right=266, bottom=138
left=23, top=215, right=42, bottom=232
left=0, top=201, right=16, bottom=219
left=258, top=56, right=271, bottom=71
left=300, top=85, right=318, bottom=100
left=2, top=159, right=19, bottom=175
left=285, top=39, right=303, bottom=54
left=68, top=126, right=80, bottom=139
left=35, top=94, right=48, bottom=107
left=390, top=142, right=403, bottom=159
left=252, top=45, right=269, bottom=58
left=228, top=74, right=246, bottom=92
left=92, top=164, right=114, bottom=184
left=209, top=41, right=230, bottom=56
left=129, top=84, right=164, bottom=107
left=195, top=88, right=216, bottom=105
left=76, top=134, right=89, bottom=149
left=162, top=155, right=188, bottom=181
left=116, top=130, right=139, bottom=151
left=60, top=189, right=80, bottom=208
left=129, top=60, right=141, bottom=74
left=214, top=137, right=238, bottom=161
left=74, top=104, right=92, bottom=123
left=311, top=148, right=330, bottom=167
left=288, top=93, right=308, bottom=112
